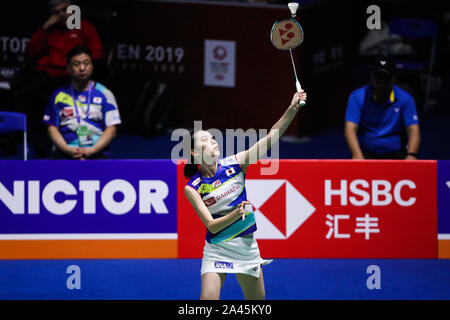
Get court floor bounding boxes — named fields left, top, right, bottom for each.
left=1, top=259, right=449, bottom=300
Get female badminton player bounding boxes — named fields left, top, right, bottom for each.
left=184, top=90, right=307, bottom=300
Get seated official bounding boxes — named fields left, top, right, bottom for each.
left=43, top=45, right=121, bottom=159
left=344, top=57, right=420, bottom=160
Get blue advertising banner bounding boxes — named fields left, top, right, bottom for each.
left=0, top=160, right=177, bottom=237
left=438, top=161, right=450, bottom=235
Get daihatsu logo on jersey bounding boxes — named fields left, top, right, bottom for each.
left=216, top=184, right=240, bottom=201
left=245, top=179, right=316, bottom=239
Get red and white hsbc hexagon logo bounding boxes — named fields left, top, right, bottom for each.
left=245, top=179, right=316, bottom=239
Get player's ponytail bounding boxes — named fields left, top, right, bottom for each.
left=184, top=133, right=200, bottom=179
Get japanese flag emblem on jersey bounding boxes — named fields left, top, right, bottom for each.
left=226, top=168, right=235, bottom=176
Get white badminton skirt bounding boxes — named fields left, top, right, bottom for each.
left=201, top=234, right=273, bottom=278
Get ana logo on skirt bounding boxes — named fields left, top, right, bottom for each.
left=214, top=261, right=234, bottom=269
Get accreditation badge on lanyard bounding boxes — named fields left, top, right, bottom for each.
left=71, top=81, right=94, bottom=146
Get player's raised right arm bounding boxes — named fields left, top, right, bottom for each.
left=236, top=90, right=306, bottom=172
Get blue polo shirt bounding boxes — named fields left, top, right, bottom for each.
left=345, top=84, right=419, bottom=154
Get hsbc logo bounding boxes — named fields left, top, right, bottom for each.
left=245, top=179, right=316, bottom=240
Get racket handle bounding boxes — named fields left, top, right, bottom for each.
left=295, top=81, right=306, bottom=107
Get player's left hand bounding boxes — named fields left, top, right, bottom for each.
left=237, top=201, right=251, bottom=221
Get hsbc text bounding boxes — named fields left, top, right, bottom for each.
left=325, top=179, right=416, bottom=206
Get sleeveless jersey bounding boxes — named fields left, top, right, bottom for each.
left=186, top=155, right=257, bottom=244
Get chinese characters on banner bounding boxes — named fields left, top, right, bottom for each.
left=325, top=213, right=380, bottom=240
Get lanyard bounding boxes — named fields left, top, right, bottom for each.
left=71, top=81, right=93, bottom=124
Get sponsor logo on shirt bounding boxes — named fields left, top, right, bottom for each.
left=214, top=261, right=234, bottom=269
left=213, top=180, right=222, bottom=188
left=192, top=177, right=201, bottom=187
left=216, top=184, right=241, bottom=201
left=62, top=107, right=74, bottom=117
left=204, top=197, right=217, bottom=207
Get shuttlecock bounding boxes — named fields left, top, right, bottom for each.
left=288, top=2, right=299, bottom=18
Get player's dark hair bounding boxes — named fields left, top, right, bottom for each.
left=184, top=132, right=200, bottom=179
left=66, top=45, right=92, bottom=63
